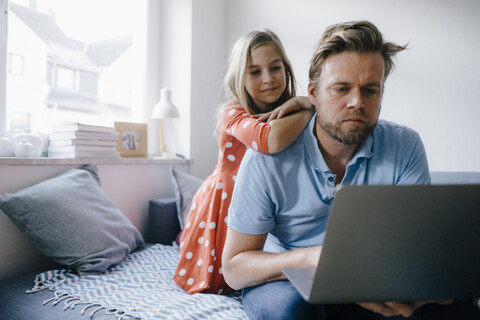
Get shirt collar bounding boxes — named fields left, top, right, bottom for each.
left=303, top=115, right=375, bottom=173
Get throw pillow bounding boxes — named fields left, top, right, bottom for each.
left=147, top=197, right=180, bottom=245
left=170, top=166, right=203, bottom=229
left=0, top=164, right=144, bottom=275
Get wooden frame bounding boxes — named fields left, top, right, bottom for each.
left=114, top=122, right=148, bottom=158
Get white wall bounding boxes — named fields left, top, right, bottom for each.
left=3, top=0, right=479, bottom=181
left=160, top=0, right=226, bottom=179
left=222, top=0, right=480, bottom=171
left=189, top=0, right=226, bottom=178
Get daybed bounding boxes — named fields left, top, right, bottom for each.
left=0, top=166, right=479, bottom=320
left=0, top=165, right=245, bottom=320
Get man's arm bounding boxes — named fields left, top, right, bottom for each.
left=222, top=228, right=321, bottom=290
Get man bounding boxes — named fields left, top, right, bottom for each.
left=222, top=21, right=480, bottom=319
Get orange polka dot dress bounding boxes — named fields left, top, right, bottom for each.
left=173, top=104, right=271, bottom=295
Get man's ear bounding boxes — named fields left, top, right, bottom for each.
left=307, top=82, right=317, bottom=106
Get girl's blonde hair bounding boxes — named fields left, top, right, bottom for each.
left=215, top=29, right=296, bottom=134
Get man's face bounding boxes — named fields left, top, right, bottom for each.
left=308, top=51, right=384, bottom=146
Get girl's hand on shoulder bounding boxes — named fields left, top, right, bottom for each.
left=253, top=96, right=314, bottom=123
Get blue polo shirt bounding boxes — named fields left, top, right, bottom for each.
left=227, top=115, right=430, bottom=253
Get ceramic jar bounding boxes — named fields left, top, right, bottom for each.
left=14, top=141, right=36, bottom=157
left=12, top=132, right=43, bottom=157
left=0, top=137, right=14, bottom=157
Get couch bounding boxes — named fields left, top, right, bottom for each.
left=0, top=169, right=479, bottom=319
left=0, top=165, right=246, bottom=320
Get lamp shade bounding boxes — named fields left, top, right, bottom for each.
left=151, top=87, right=180, bottom=119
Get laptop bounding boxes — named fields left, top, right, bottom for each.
left=283, top=184, right=480, bottom=304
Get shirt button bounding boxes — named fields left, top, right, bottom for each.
left=328, top=176, right=334, bottom=182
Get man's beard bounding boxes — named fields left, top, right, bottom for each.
left=316, top=108, right=378, bottom=146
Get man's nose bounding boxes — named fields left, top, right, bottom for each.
left=346, top=89, right=364, bottom=108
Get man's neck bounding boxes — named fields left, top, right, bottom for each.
left=314, top=122, right=359, bottom=184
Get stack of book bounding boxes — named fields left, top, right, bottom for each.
left=48, top=123, right=119, bottom=158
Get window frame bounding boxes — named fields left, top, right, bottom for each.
left=0, top=0, right=7, bottom=135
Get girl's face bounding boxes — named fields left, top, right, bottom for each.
left=244, top=44, right=287, bottom=113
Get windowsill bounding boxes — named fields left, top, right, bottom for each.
left=0, top=155, right=189, bottom=166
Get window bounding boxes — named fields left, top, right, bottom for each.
left=5, top=0, right=146, bottom=133
left=7, top=52, right=23, bottom=75
left=55, top=66, right=75, bottom=89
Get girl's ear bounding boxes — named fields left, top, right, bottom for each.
left=307, top=82, right=318, bottom=106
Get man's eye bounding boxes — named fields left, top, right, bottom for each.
left=336, top=87, right=348, bottom=93
left=362, top=88, right=379, bottom=95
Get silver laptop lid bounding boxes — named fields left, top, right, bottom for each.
left=309, top=184, right=480, bottom=304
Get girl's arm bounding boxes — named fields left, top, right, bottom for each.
left=255, top=96, right=313, bottom=123
left=263, top=96, right=314, bottom=153
left=222, top=97, right=313, bottom=155
left=267, top=108, right=313, bottom=154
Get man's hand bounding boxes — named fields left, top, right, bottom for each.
left=304, top=245, right=322, bottom=268
left=358, top=300, right=454, bottom=318
left=358, top=301, right=417, bottom=317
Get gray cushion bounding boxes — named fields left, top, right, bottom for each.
left=170, top=167, right=203, bottom=229
left=0, top=165, right=144, bottom=275
left=147, top=197, right=180, bottom=245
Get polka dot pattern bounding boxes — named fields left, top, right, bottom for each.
left=173, top=105, right=270, bottom=295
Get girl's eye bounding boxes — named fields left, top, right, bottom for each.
left=271, top=65, right=282, bottom=71
left=250, top=70, right=260, bottom=75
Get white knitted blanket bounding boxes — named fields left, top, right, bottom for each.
left=31, top=244, right=247, bottom=320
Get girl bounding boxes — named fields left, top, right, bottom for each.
left=173, top=29, right=313, bottom=295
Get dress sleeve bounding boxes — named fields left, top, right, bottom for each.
left=222, top=105, right=271, bottom=154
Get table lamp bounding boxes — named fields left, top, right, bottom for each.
left=151, top=86, right=179, bottom=154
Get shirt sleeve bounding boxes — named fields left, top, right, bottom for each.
left=222, top=105, right=271, bottom=154
left=397, top=129, right=431, bottom=185
left=227, top=149, right=276, bottom=235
